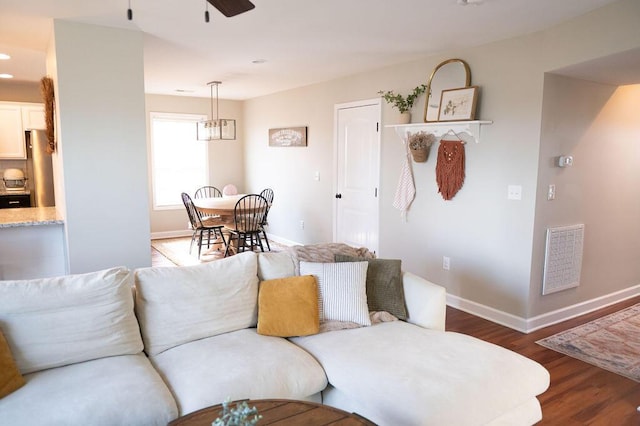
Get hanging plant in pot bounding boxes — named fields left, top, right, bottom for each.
left=378, top=84, right=427, bottom=124
left=408, top=131, right=436, bottom=162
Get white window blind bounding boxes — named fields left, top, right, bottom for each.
left=150, top=112, right=208, bottom=209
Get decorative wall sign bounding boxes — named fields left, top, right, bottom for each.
left=269, top=126, right=307, bottom=147
left=438, top=86, right=479, bottom=122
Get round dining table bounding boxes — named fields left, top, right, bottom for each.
left=192, top=194, right=270, bottom=256
left=192, top=193, right=246, bottom=223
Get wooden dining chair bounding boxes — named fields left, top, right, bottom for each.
left=224, top=194, right=269, bottom=257
left=194, top=186, right=223, bottom=220
left=259, top=188, right=274, bottom=250
left=181, top=192, right=227, bottom=259
left=194, top=186, right=222, bottom=199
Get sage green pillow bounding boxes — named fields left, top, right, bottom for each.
left=335, top=255, right=407, bottom=320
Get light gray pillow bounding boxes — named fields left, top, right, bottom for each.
left=335, top=255, right=407, bottom=320
left=299, top=261, right=371, bottom=326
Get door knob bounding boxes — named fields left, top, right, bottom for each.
left=335, top=193, right=342, bottom=199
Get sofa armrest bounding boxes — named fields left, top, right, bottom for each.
left=402, top=272, right=446, bottom=331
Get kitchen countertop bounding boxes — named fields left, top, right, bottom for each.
left=0, top=207, right=63, bottom=228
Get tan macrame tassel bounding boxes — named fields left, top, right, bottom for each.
left=436, top=140, right=465, bottom=200
left=40, top=76, right=56, bottom=154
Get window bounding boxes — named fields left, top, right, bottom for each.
left=150, top=112, right=208, bottom=209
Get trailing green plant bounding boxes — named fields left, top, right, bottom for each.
left=378, top=84, right=427, bottom=113
left=212, top=399, right=262, bottom=426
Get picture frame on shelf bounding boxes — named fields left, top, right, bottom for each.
left=438, top=86, right=479, bottom=122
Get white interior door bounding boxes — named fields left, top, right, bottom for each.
left=334, top=99, right=380, bottom=253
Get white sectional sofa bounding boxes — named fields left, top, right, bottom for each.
left=0, top=245, right=550, bottom=425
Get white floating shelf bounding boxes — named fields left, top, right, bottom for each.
left=385, top=120, right=493, bottom=144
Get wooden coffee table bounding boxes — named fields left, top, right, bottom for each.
left=168, top=399, right=376, bottom=425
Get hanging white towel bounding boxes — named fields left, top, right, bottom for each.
left=393, top=134, right=416, bottom=218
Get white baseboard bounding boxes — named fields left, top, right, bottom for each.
left=447, top=295, right=529, bottom=332
left=265, top=233, right=301, bottom=247
left=447, top=283, right=640, bottom=333
left=151, top=230, right=191, bottom=240
left=525, top=284, right=640, bottom=332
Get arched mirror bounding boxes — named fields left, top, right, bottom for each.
left=423, top=59, right=471, bottom=122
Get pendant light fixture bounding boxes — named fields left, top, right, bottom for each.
left=197, top=81, right=236, bottom=141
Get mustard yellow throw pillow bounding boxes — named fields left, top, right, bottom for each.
left=0, top=329, right=26, bottom=398
left=257, top=275, right=319, bottom=337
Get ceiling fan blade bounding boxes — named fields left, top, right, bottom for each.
left=207, top=0, right=255, bottom=17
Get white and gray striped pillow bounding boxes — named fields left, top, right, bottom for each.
left=299, top=261, right=371, bottom=326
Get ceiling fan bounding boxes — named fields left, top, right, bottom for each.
left=207, top=0, right=255, bottom=17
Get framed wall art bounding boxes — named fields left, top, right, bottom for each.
left=438, top=86, right=479, bottom=122
left=269, top=126, right=308, bottom=147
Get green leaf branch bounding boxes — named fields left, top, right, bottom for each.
left=212, top=399, right=262, bottom=426
left=378, top=84, right=427, bottom=113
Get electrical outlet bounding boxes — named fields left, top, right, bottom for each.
left=443, top=256, right=450, bottom=271
left=300, top=220, right=304, bottom=230
left=507, top=185, right=522, bottom=200
left=547, top=184, right=556, bottom=200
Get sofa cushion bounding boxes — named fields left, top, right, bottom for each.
left=0, top=353, right=178, bottom=425
left=0, top=328, right=25, bottom=398
left=299, top=261, right=370, bottom=326
left=257, top=251, right=296, bottom=281
left=150, top=328, right=328, bottom=415
left=291, top=321, right=550, bottom=426
left=135, top=251, right=259, bottom=356
left=335, top=255, right=407, bottom=320
left=257, top=275, right=319, bottom=337
left=0, top=267, right=143, bottom=374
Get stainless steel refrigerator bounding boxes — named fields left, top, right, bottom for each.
left=25, top=130, right=55, bottom=207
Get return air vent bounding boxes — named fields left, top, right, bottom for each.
left=542, top=224, right=584, bottom=295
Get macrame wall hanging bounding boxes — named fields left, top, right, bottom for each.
left=40, top=76, right=56, bottom=154
left=435, top=137, right=465, bottom=200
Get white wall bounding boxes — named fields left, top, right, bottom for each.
left=52, top=20, right=151, bottom=273
left=243, top=0, right=640, bottom=323
left=531, top=76, right=640, bottom=318
left=145, top=94, right=245, bottom=238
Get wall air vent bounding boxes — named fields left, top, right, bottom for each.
left=542, top=224, right=584, bottom=295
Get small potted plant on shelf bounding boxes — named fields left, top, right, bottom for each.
left=378, top=84, right=427, bottom=124
left=408, top=131, right=436, bottom=163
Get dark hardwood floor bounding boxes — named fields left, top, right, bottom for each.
left=446, top=298, right=640, bottom=425
left=151, top=247, right=639, bottom=424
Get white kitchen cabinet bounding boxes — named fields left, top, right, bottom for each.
left=0, top=101, right=45, bottom=159
left=0, top=103, right=26, bottom=159
left=22, top=104, right=46, bottom=130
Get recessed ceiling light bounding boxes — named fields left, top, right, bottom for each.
left=0, top=73, right=14, bottom=79
left=175, top=89, right=195, bottom=93
left=0, top=53, right=10, bottom=60
left=252, top=59, right=267, bottom=64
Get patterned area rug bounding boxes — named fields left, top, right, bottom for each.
left=536, top=303, right=640, bottom=382
left=151, top=236, right=287, bottom=266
